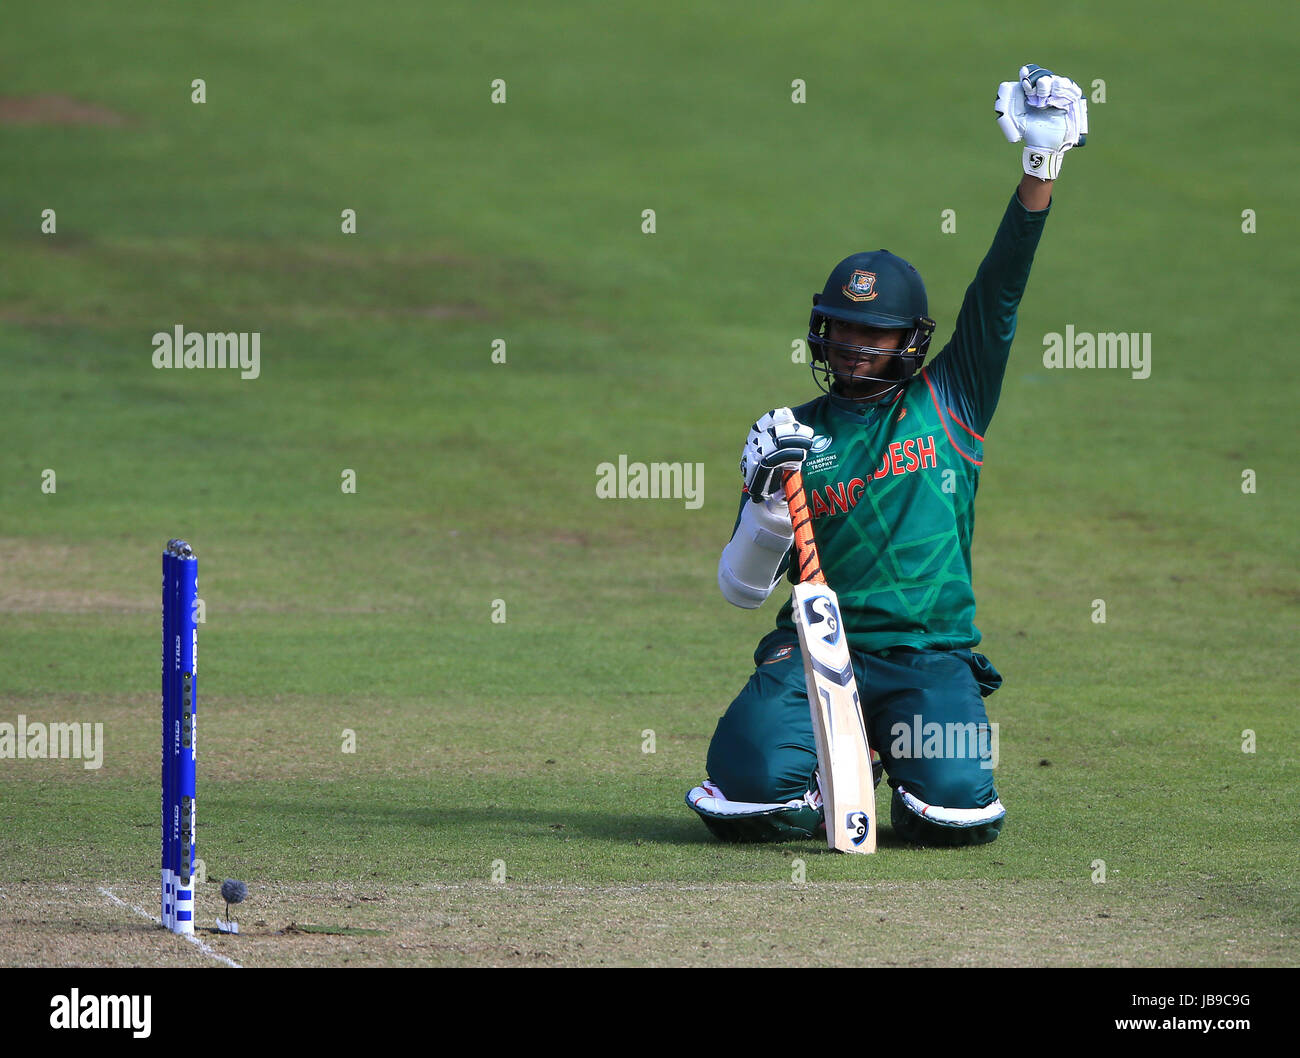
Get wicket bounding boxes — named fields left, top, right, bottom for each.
left=161, top=539, right=198, bottom=933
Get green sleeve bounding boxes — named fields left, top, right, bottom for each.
left=924, top=191, right=1050, bottom=435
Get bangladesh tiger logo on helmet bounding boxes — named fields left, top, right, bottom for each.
left=843, top=270, right=878, bottom=301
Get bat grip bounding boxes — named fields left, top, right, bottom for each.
left=783, top=469, right=825, bottom=585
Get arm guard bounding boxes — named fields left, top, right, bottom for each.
left=717, top=494, right=794, bottom=608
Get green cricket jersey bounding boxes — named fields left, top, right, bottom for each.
left=752, top=191, right=1050, bottom=656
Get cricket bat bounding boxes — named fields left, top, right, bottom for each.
left=784, top=469, right=876, bottom=853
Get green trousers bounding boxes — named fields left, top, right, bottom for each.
left=706, top=639, right=1003, bottom=814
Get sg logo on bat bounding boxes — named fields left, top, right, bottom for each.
left=801, top=594, right=842, bottom=647
left=847, top=812, right=871, bottom=846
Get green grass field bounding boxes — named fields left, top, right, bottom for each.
left=1, top=0, right=1297, bottom=967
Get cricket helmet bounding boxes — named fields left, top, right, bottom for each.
left=807, top=249, right=936, bottom=401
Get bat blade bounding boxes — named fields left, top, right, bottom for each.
left=792, top=580, right=876, bottom=854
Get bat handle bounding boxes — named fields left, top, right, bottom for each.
left=783, top=469, right=825, bottom=586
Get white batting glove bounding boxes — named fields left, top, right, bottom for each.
left=740, top=408, right=815, bottom=504
left=995, top=64, right=1088, bottom=179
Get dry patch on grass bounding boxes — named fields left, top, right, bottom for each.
left=0, top=238, right=562, bottom=328
left=0, top=588, right=150, bottom=615
left=1, top=879, right=1291, bottom=968
left=0, top=95, right=126, bottom=126
left=0, top=537, right=418, bottom=617
left=0, top=538, right=144, bottom=615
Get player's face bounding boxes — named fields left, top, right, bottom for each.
left=825, top=321, right=909, bottom=400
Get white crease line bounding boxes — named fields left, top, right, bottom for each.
left=98, top=887, right=241, bottom=968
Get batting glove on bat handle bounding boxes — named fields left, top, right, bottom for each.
left=741, top=408, right=815, bottom=503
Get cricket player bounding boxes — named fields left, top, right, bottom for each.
left=687, top=65, right=1088, bottom=847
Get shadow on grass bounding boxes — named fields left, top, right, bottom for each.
left=203, top=789, right=921, bottom=854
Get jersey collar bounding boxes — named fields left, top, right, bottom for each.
left=826, top=381, right=908, bottom=418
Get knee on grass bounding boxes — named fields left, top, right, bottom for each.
left=685, top=780, right=823, bottom=843
left=890, top=785, right=1005, bottom=847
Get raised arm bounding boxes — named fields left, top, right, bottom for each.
left=1017, top=173, right=1053, bottom=212
left=925, top=64, right=1088, bottom=434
